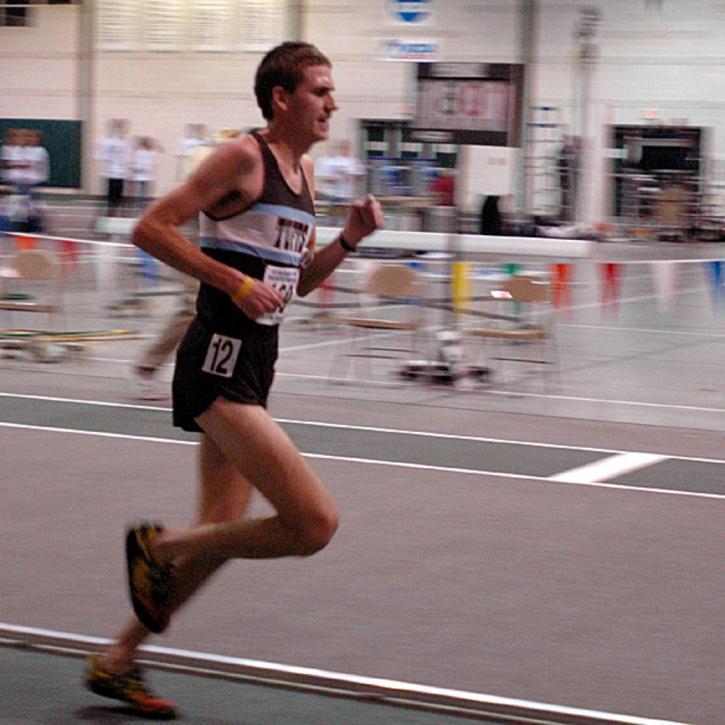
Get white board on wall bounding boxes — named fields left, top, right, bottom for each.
left=456, top=144, right=516, bottom=212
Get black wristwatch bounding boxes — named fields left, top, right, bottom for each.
left=338, top=233, right=355, bottom=252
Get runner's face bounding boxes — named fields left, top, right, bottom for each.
left=288, top=65, right=337, bottom=142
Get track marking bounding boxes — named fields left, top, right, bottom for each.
left=1, top=391, right=725, bottom=464
left=0, top=391, right=171, bottom=411
left=8, top=347, right=721, bottom=416
left=475, top=390, right=725, bottom=415
left=0, top=623, right=687, bottom=725
left=1, top=421, right=723, bottom=500
left=0, top=421, right=193, bottom=446
left=548, top=452, right=667, bottom=483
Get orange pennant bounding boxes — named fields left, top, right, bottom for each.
left=551, top=263, right=572, bottom=309
left=14, top=234, right=36, bottom=250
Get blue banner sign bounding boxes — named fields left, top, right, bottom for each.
left=388, top=0, right=432, bottom=24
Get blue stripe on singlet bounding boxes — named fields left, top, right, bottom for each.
left=251, top=203, right=316, bottom=227
left=200, top=237, right=301, bottom=266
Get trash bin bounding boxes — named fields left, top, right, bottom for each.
left=422, top=205, right=457, bottom=233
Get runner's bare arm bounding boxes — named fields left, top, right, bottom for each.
left=133, top=136, right=283, bottom=316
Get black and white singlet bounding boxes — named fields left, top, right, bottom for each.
left=171, top=131, right=316, bottom=430
left=196, top=130, right=316, bottom=331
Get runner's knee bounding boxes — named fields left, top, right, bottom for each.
left=292, top=506, right=339, bottom=556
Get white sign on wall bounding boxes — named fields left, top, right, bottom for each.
left=379, top=38, right=440, bottom=61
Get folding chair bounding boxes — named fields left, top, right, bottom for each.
left=0, top=248, right=62, bottom=329
left=322, top=262, right=428, bottom=382
left=464, top=275, right=559, bottom=389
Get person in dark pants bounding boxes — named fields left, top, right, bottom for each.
left=479, top=195, right=503, bottom=235
left=96, top=119, right=131, bottom=216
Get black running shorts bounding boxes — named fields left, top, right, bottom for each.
left=172, top=316, right=279, bottom=432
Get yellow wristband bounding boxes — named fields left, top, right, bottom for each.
left=232, top=276, right=254, bottom=305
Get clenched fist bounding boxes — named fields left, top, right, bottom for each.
left=342, top=195, right=385, bottom=247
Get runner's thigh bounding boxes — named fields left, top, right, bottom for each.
left=197, top=433, right=253, bottom=524
left=195, top=398, right=336, bottom=523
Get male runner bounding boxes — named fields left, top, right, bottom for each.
left=85, top=41, right=383, bottom=718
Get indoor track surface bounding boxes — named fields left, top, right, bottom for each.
left=1, top=201, right=723, bottom=724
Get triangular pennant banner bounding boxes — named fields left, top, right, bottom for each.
left=550, top=263, right=572, bottom=308
left=599, top=262, right=622, bottom=315
left=707, top=261, right=723, bottom=308
left=652, top=261, right=677, bottom=311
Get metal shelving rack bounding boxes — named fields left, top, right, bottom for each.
left=524, top=105, right=563, bottom=218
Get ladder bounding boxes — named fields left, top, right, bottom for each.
left=525, top=106, right=564, bottom=218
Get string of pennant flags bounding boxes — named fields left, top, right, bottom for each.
left=549, top=257, right=725, bottom=313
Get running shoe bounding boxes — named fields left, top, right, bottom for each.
left=130, top=366, right=167, bottom=401
left=84, top=654, right=177, bottom=719
left=126, top=522, right=173, bottom=633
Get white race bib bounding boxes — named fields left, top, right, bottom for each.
left=201, top=333, right=242, bottom=378
left=256, top=265, right=299, bottom=326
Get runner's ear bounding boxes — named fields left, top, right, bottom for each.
left=271, top=86, right=289, bottom=116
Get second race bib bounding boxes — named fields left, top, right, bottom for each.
left=256, top=265, right=299, bottom=326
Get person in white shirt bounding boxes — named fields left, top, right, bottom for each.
left=132, top=136, right=160, bottom=209
left=175, top=123, right=207, bottom=181
left=96, top=119, right=132, bottom=216
left=23, top=130, right=50, bottom=190
left=1, top=128, right=22, bottom=189
left=1, top=129, right=48, bottom=231
left=315, top=138, right=366, bottom=203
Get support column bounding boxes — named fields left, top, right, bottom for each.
left=515, top=0, right=536, bottom=218
left=573, top=7, right=600, bottom=223
left=77, top=0, right=95, bottom=194
left=288, top=0, right=305, bottom=40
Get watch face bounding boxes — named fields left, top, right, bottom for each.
left=388, top=0, right=432, bottom=24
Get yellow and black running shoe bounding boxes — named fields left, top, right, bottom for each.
left=84, top=654, right=177, bottom=719
left=126, top=521, right=173, bottom=633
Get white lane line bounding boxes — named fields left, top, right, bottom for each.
left=0, top=623, right=687, bottom=725
left=10, top=348, right=721, bottom=416
left=562, top=323, right=725, bottom=339
left=1, top=421, right=724, bottom=500
left=480, top=390, right=725, bottom=415
left=1, top=391, right=725, bottom=464
left=549, top=452, right=667, bottom=483
left=0, top=421, right=194, bottom=446
left=0, top=391, right=170, bottom=411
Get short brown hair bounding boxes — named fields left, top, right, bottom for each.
left=254, top=42, right=331, bottom=121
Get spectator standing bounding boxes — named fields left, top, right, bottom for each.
left=1, top=128, right=22, bottom=190
left=175, top=123, right=207, bottom=181
left=96, top=119, right=131, bottom=216
left=315, top=139, right=366, bottom=224
left=132, top=136, right=160, bottom=210
left=24, top=130, right=50, bottom=191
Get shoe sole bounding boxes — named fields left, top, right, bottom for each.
left=125, top=525, right=169, bottom=634
left=85, top=658, right=177, bottom=720
left=87, top=680, right=177, bottom=719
